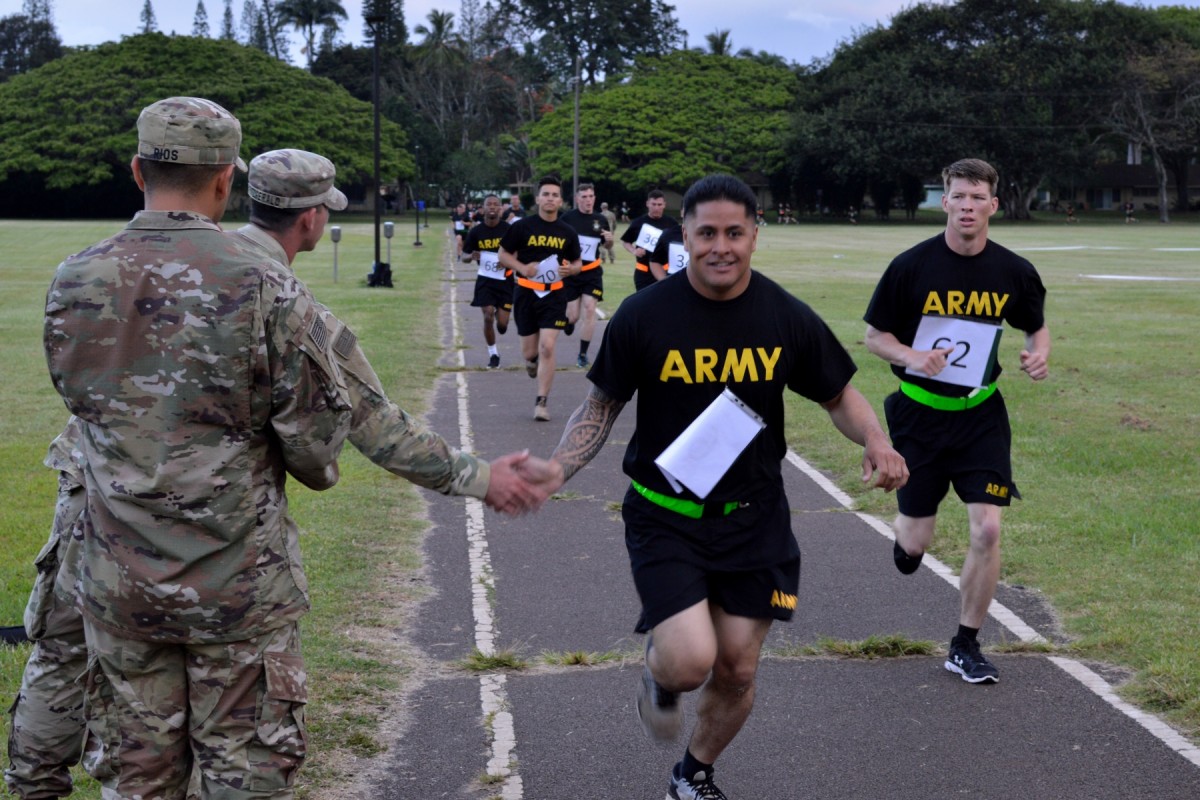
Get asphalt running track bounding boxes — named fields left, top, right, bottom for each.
left=361, top=235, right=1200, bottom=800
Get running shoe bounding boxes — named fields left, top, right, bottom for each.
left=533, top=398, right=550, bottom=422
left=637, top=636, right=681, bottom=741
left=945, top=637, right=1000, bottom=684
left=893, top=540, right=923, bottom=575
left=563, top=321, right=575, bottom=336
left=576, top=354, right=589, bottom=369
left=668, top=766, right=727, bottom=800
left=488, top=354, right=500, bottom=370
left=525, top=359, right=538, bottom=378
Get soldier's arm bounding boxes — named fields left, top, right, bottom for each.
left=547, top=384, right=626, bottom=488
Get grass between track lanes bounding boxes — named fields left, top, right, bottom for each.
left=1, top=209, right=1197, bottom=797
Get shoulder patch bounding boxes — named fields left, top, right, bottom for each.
left=308, top=315, right=329, bottom=352
left=333, top=325, right=358, bottom=359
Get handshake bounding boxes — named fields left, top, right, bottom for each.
left=482, top=450, right=568, bottom=515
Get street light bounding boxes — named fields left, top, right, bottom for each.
left=365, top=11, right=392, bottom=288
left=330, top=225, right=341, bottom=283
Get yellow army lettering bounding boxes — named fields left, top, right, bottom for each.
left=479, top=237, right=502, bottom=250
left=985, top=483, right=1009, bottom=498
left=770, top=590, right=797, bottom=610
left=524, top=234, right=566, bottom=249
left=658, top=347, right=782, bottom=383
left=921, top=291, right=1009, bottom=318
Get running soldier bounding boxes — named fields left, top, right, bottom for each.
left=560, top=182, right=612, bottom=368
left=498, top=175, right=582, bottom=421
left=461, top=193, right=513, bottom=369
left=621, top=189, right=680, bottom=292
left=535, top=174, right=906, bottom=799
left=599, top=201, right=618, bottom=263
left=865, top=157, right=1050, bottom=684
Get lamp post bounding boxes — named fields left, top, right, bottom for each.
left=384, top=220, right=394, bottom=264
left=365, top=11, right=389, bottom=287
left=330, top=225, right=341, bottom=283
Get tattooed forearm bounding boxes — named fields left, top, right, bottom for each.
left=552, top=385, right=625, bottom=483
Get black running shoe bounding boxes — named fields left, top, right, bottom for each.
left=893, top=540, right=923, bottom=575
left=636, top=636, right=681, bottom=741
left=945, top=637, right=1000, bottom=684
left=563, top=321, right=575, bottom=336
left=488, top=354, right=500, bottom=369
left=668, top=766, right=728, bottom=800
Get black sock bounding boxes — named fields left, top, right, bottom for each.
left=678, top=749, right=713, bottom=780
left=956, top=624, right=980, bottom=643
left=580, top=340, right=591, bottom=356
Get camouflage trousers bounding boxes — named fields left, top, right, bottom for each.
left=82, top=620, right=308, bottom=800
left=5, top=475, right=87, bottom=800
left=5, top=628, right=87, bottom=799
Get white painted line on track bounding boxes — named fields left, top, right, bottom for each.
left=783, top=450, right=1043, bottom=644
left=785, top=447, right=1200, bottom=769
left=450, top=255, right=524, bottom=798
left=1049, top=657, right=1200, bottom=769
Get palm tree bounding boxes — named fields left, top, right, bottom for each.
left=275, top=0, right=347, bottom=68
left=412, top=10, right=464, bottom=67
left=705, top=29, right=733, bottom=56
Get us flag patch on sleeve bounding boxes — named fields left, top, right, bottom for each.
left=308, top=315, right=329, bottom=351
left=334, top=326, right=357, bottom=359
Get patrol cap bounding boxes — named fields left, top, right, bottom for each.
left=248, top=149, right=348, bottom=211
left=137, top=97, right=247, bottom=171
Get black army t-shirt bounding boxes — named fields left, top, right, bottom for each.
left=590, top=270, right=856, bottom=503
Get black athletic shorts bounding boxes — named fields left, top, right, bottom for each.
left=471, top=276, right=513, bottom=310
left=622, top=486, right=801, bottom=633
left=563, top=268, right=604, bottom=303
left=884, top=389, right=1020, bottom=518
left=633, top=266, right=656, bottom=292
left=513, top=287, right=569, bottom=335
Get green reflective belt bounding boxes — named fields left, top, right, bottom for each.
left=630, top=480, right=739, bottom=520
left=900, top=381, right=997, bottom=411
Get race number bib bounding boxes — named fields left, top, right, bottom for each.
left=635, top=223, right=664, bottom=252
left=477, top=250, right=504, bottom=280
left=530, top=255, right=562, bottom=298
left=667, top=241, right=689, bottom=274
left=578, top=235, right=601, bottom=263
left=904, top=315, right=1003, bottom=389
left=454, top=219, right=465, bottom=232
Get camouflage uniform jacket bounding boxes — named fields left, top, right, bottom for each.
left=44, top=210, right=352, bottom=644
left=231, top=223, right=489, bottom=497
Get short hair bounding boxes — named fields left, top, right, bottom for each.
left=576, top=182, right=595, bottom=194
left=537, top=175, right=561, bottom=191
left=942, top=158, right=999, bottom=196
left=681, top=174, right=758, bottom=221
left=647, top=189, right=665, bottom=201
left=137, top=158, right=228, bottom=194
left=249, top=200, right=305, bottom=233
left=483, top=193, right=500, bottom=202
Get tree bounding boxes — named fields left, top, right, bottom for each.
left=193, top=1, right=211, bottom=37
left=528, top=50, right=798, bottom=191
left=0, top=31, right=413, bottom=217
left=275, top=0, right=347, bottom=68
left=789, top=0, right=1170, bottom=220
left=140, top=0, right=158, bottom=34
left=1105, top=40, right=1200, bottom=222
left=704, top=29, right=732, bottom=56
left=22, top=0, right=52, bottom=22
left=221, top=0, right=236, bottom=39
left=361, top=0, right=406, bottom=53
left=503, top=0, right=685, bottom=84
left=0, top=13, right=63, bottom=81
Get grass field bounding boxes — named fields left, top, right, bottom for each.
left=1, top=209, right=1197, bottom=796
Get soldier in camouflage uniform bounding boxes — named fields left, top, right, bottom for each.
left=4, top=420, right=87, bottom=799
left=41, top=98, right=549, bottom=800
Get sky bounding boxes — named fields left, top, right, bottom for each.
left=16, top=0, right=1200, bottom=68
